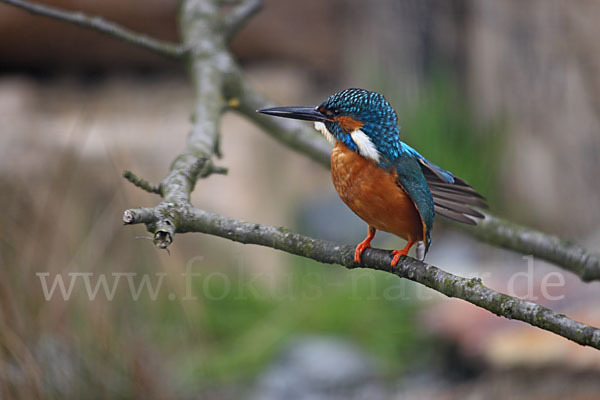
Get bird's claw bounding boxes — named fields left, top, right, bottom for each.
left=390, top=249, right=409, bottom=266
left=354, top=242, right=370, bottom=263
left=390, top=240, right=415, bottom=266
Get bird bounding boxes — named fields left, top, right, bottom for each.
left=257, top=88, right=486, bottom=266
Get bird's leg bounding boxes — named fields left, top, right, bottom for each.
left=391, top=241, right=415, bottom=266
left=354, top=225, right=376, bottom=263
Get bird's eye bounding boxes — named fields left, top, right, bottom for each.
left=324, top=108, right=341, bottom=119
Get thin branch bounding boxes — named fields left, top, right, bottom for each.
left=0, top=0, right=186, bottom=58
left=226, top=73, right=332, bottom=166
left=224, top=0, right=262, bottom=43
left=228, top=80, right=600, bottom=282
left=211, top=165, right=229, bottom=175
left=123, top=170, right=161, bottom=195
left=123, top=204, right=600, bottom=350
left=466, top=212, right=600, bottom=282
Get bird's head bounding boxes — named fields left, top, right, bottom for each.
left=258, top=88, right=401, bottom=164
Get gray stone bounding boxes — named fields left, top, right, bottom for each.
left=252, top=336, right=387, bottom=400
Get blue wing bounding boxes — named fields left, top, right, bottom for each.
left=392, top=153, right=434, bottom=252
left=400, top=142, right=487, bottom=225
left=400, top=142, right=456, bottom=183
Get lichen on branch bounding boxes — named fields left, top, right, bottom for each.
left=123, top=205, right=600, bottom=350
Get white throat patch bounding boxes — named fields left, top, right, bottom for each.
left=314, top=121, right=336, bottom=145
left=351, top=129, right=381, bottom=163
left=314, top=122, right=380, bottom=163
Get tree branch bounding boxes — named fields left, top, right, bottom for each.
left=228, top=78, right=600, bottom=282
left=466, top=212, right=600, bottom=282
left=0, top=0, right=186, bottom=58
left=123, top=170, right=161, bottom=195
left=226, top=73, right=332, bottom=165
left=116, top=0, right=237, bottom=248
left=123, top=204, right=600, bottom=350
left=223, top=0, right=262, bottom=43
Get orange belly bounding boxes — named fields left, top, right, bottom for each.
left=330, top=143, right=424, bottom=242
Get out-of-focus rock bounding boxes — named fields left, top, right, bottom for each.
left=251, top=336, right=387, bottom=400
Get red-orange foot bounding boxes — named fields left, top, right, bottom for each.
left=391, top=241, right=415, bottom=266
left=354, top=226, right=376, bottom=263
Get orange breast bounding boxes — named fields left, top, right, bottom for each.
left=330, top=143, right=424, bottom=242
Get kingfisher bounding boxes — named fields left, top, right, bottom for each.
left=258, top=88, right=486, bottom=266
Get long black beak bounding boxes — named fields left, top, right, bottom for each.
left=257, top=106, right=329, bottom=122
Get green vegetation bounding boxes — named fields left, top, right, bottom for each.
left=140, top=259, right=428, bottom=390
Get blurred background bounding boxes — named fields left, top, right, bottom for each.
left=1, top=0, right=600, bottom=398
